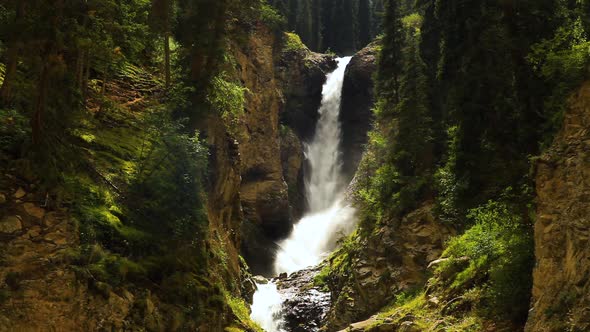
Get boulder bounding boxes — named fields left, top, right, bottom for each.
left=23, top=203, right=46, bottom=220
left=13, top=187, right=26, bottom=199
left=0, top=215, right=23, bottom=234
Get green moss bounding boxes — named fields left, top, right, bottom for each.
left=283, top=32, right=307, bottom=53
left=225, top=291, right=263, bottom=332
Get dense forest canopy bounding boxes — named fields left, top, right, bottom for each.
left=268, top=0, right=384, bottom=54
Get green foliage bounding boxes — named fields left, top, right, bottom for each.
left=269, top=0, right=384, bottom=53
left=128, top=115, right=209, bottom=248
left=207, top=72, right=247, bottom=131
left=260, top=3, right=286, bottom=32
left=437, top=199, right=534, bottom=323
left=283, top=32, right=307, bottom=53
left=0, top=108, right=28, bottom=155
left=225, top=291, right=264, bottom=332
left=528, top=17, right=590, bottom=146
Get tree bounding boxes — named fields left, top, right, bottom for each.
left=150, top=0, right=175, bottom=89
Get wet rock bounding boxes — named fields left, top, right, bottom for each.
left=278, top=47, right=336, bottom=141
left=276, top=267, right=331, bottom=332
left=44, top=232, right=67, bottom=245
left=253, top=275, right=269, bottom=285
left=0, top=215, right=23, bottom=234
left=280, top=126, right=305, bottom=219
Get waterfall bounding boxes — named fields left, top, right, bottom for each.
left=274, top=56, right=355, bottom=275
left=250, top=57, right=356, bottom=331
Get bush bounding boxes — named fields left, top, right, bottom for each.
left=437, top=199, right=534, bottom=323
left=260, top=3, right=285, bottom=32
left=283, top=32, right=307, bottom=53
left=0, top=108, right=29, bottom=156
left=528, top=18, right=590, bottom=147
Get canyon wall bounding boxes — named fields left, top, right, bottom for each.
left=526, top=82, right=590, bottom=332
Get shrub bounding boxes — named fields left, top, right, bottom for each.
left=437, top=199, right=534, bottom=323
left=283, top=32, right=307, bottom=53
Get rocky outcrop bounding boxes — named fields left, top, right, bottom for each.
left=233, top=28, right=293, bottom=276
left=235, top=30, right=336, bottom=276
left=325, top=203, right=454, bottom=330
left=526, top=82, right=590, bottom=332
left=0, top=184, right=189, bottom=331
left=340, top=41, right=379, bottom=181
left=277, top=42, right=336, bottom=141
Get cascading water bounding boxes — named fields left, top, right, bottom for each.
left=274, top=56, right=355, bottom=275
left=250, top=57, right=356, bottom=331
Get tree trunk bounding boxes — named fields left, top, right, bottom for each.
left=31, top=62, right=50, bottom=145
left=164, top=32, right=171, bottom=89
left=99, top=69, right=108, bottom=112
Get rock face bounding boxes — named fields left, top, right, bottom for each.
left=340, top=42, right=379, bottom=181
left=526, top=82, right=590, bottom=332
left=326, top=204, right=454, bottom=330
left=277, top=45, right=336, bottom=141
left=0, top=188, right=182, bottom=331
left=280, top=126, right=306, bottom=220
left=235, top=30, right=336, bottom=276
left=233, top=28, right=293, bottom=276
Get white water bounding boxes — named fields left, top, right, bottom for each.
left=250, top=282, right=285, bottom=332
left=274, top=56, right=355, bottom=275
left=250, top=57, right=357, bottom=331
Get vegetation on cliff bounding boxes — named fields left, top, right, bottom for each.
left=0, top=0, right=288, bottom=330
left=324, top=0, right=590, bottom=330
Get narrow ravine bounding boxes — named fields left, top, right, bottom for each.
left=251, top=57, right=356, bottom=331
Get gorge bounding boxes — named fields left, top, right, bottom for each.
left=1, top=1, right=590, bottom=332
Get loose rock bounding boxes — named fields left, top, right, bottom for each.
left=23, top=203, right=46, bottom=219
left=13, top=187, right=26, bottom=199
left=0, top=215, right=23, bottom=234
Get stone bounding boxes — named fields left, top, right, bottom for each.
left=27, top=226, right=42, bottom=239
left=23, top=203, right=46, bottom=219
left=43, top=213, right=61, bottom=227
left=252, top=275, right=269, bottom=285
left=0, top=216, right=23, bottom=234
left=0, top=193, right=6, bottom=204
left=13, top=188, right=26, bottom=199
left=44, top=232, right=67, bottom=245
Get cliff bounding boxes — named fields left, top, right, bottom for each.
left=238, top=31, right=335, bottom=276
left=340, top=41, right=379, bottom=181
left=0, top=25, right=334, bottom=330
left=526, top=81, right=590, bottom=332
